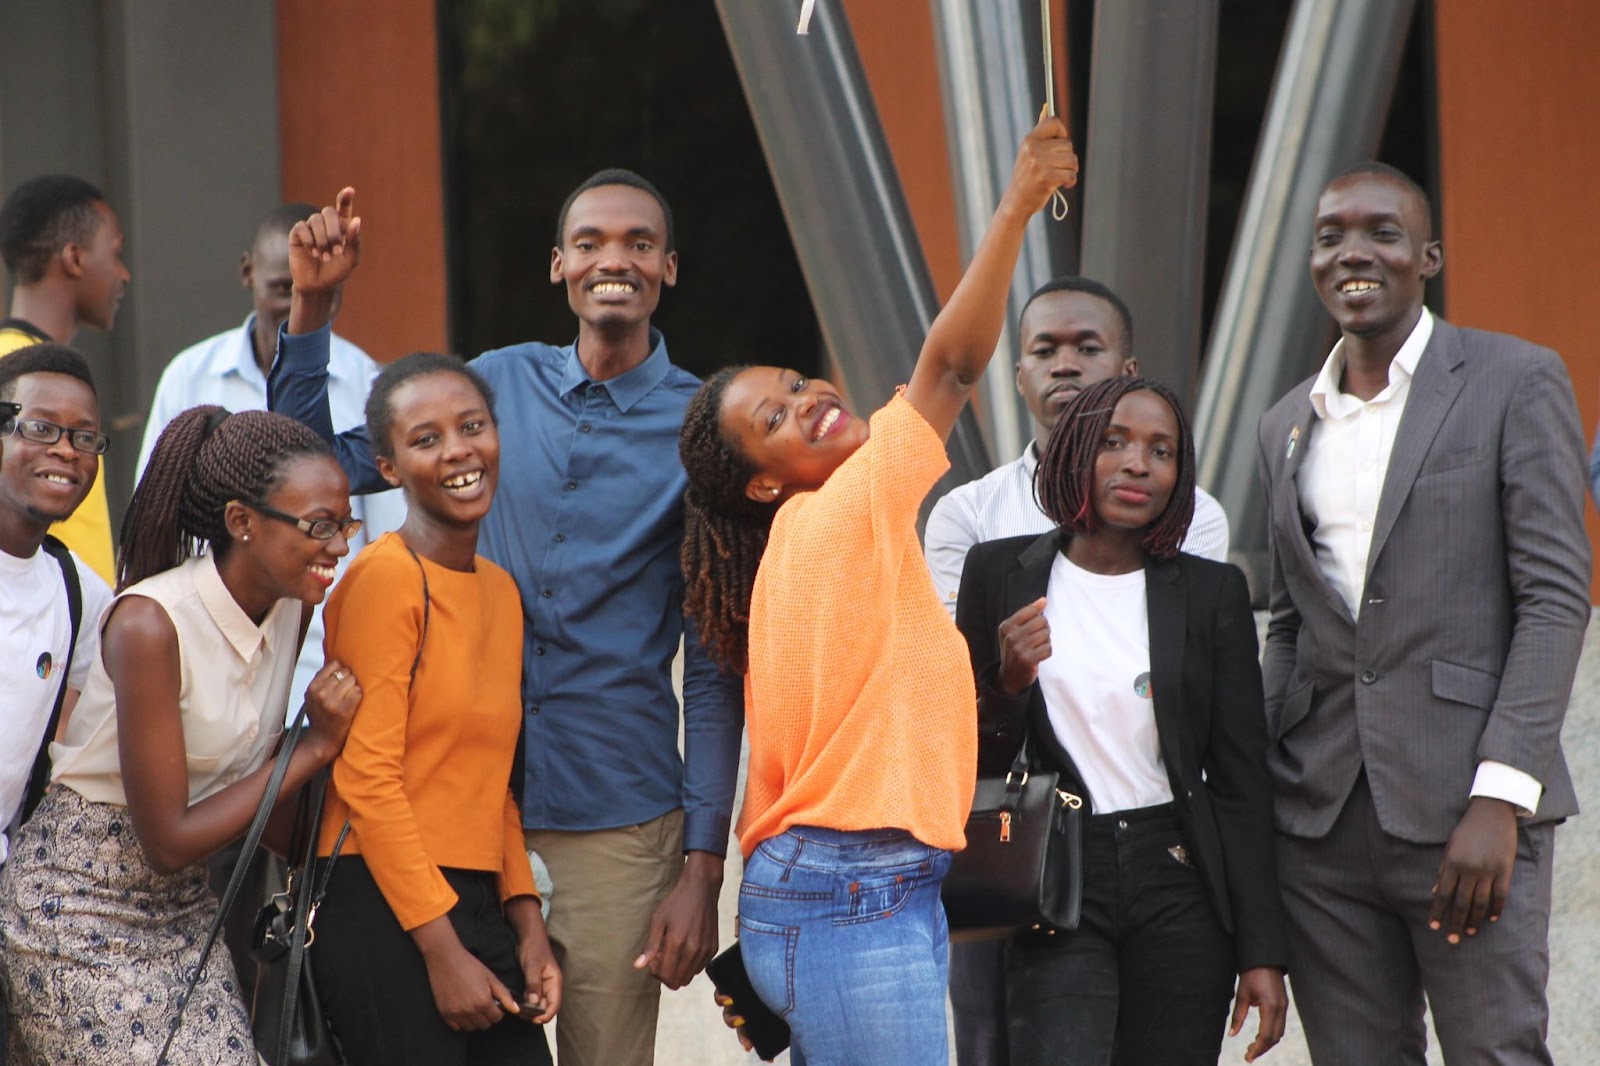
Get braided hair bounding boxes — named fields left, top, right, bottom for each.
left=1034, top=376, right=1195, bottom=559
left=679, top=366, right=779, bottom=675
left=119, top=406, right=334, bottom=591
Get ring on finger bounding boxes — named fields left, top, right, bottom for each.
left=332, top=670, right=346, bottom=682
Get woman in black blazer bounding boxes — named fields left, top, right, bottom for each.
left=955, top=377, right=1287, bottom=1066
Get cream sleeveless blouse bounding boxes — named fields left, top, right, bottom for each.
left=51, top=554, right=296, bottom=805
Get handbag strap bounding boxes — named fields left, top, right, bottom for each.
left=157, top=697, right=312, bottom=1065
left=1000, top=735, right=1033, bottom=813
left=271, top=536, right=432, bottom=1060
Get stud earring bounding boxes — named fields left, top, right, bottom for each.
left=242, top=533, right=251, bottom=543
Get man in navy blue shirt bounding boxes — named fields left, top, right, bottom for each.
left=273, top=180, right=741, bottom=1066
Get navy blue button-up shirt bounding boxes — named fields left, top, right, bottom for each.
left=271, top=324, right=742, bottom=854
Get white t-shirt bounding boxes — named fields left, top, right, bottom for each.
left=0, top=545, right=114, bottom=863
left=1036, top=553, right=1172, bottom=814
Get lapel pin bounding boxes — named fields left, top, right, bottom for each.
left=1285, top=424, right=1300, bottom=461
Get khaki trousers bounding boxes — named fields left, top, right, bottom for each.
left=525, top=809, right=683, bottom=1066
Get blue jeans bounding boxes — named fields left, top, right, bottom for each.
left=739, top=826, right=953, bottom=1066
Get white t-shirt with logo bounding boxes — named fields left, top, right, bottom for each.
left=1036, top=553, right=1172, bottom=814
left=0, top=544, right=114, bottom=863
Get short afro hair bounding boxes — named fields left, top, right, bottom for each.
left=1019, top=275, right=1135, bottom=353
left=554, top=168, right=675, bottom=252
left=364, top=352, right=498, bottom=460
left=0, top=175, right=108, bottom=284
left=252, top=202, right=318, bottom=248
left=0, top=343, right=97, bottom=404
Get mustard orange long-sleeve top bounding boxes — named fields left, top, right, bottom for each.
left=318, top=532, right=537, bottom=930
left=738, top=394, right=978, bottom=857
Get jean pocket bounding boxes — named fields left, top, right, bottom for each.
left=737, top=915, right=799, bottom=1019
left=833, top=867, right=921, bottom=926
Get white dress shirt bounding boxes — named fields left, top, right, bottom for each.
left=136, top=316, right=407, bottom=719
left=1300, top=308, right=1540, bottom=815
left=924, top=441, right=1230, bottom=618
left=1037, top=554, right=1172, bottom=813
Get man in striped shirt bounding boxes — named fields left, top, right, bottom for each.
left=925, top=274, right=1230, bottom=1066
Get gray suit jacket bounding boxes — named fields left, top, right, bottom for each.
left=1257, top=317, right=1590, bottom=843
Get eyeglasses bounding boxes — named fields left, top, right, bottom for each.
left=242, top=501, right=363, bottom=542
left=1, top=414, right=110, bottom=455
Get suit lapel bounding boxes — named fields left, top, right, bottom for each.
left=1365, top=322, right=1466, bottom=583
left=1007, top=528, right=1061, bottom=615
left=1145, top=556, right=1193, bottom=776
left=1273, top=398, right=1352, bottom=621
left=1009, top=529, right=1092, bottom=798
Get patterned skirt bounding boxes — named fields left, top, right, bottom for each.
left=0, top=786, right=258, bottom=1065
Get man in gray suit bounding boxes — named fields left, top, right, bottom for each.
left=1257, top=163, right=1590, bottom=1064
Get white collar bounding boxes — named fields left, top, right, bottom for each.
left=1309, top=308, right=1434, bottom=420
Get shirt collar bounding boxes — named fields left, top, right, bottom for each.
left=1309, top=307, right=1434, bottom=420
left=222, top=314, right=266, bottom=382
left=558, top=328, right=672, bottom=412
left=191, top=553, right=277, bottom=662
left=1020, top=439, right=1042, bottom=476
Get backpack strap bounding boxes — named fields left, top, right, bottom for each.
left=23, top=536, right=82, bottom=823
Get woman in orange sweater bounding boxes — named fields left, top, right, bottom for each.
left=678, top=116, right=1076, bottom=1064
left=309, top=352, right=559, bottom=1065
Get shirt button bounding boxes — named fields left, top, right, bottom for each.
left=580, top=423, right=592, bottom=433
left=565, top=480, right=577, bottom=491
left=535, top=646, right=545, bottom=656
left=529, top=703, right=541, bottom=716
left=1360, top=669, right=1377, bottom=684
left=541, top=589, right=553, bottom=599
left=554, top=533, right=566, bottom=543
left=1360, top=520, right=1373, bottom=531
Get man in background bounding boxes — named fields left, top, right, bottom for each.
left=0, top=175, right=130, bottom=585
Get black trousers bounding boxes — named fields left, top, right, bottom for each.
left=311, top=856, right=551, bottom=1066
left=1005, top=804, right=1236, bottom=1066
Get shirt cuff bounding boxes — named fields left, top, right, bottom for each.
left=1470, top=760, right=1542, bottom=817
left=279, top=320, right=333, bottom=370
left=683, top=809, right=732, bottom=857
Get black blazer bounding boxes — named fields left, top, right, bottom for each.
left=957, top=529, right=1288, bottom=971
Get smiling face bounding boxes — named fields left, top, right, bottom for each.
left=0, top=372, right=100, bottom=534
left=73, top=201, right=130, bottom=332
left=717, top=367, right=870, bottom=502
left=375, top=370, right=500, bottom=526
left=1017, top=290, right=1135, bottom=445
left=1089, top=389, right=1180, bottom=533
left=550, top=184, right=678, bottom=331
left=232, top=454, right=353, bottom=605
left=1310, top=171, right=1442, bottom=344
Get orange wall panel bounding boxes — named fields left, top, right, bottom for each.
left=276, top=0, right=449, bottom=361
left=1434, top=1, right=1600, bottom=599
left=840, top=0, right=963, bottom=301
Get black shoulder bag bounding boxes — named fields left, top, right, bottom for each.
left=250, top=541, right=432, bottom=1066
left=942, top=735, right=1084, bottom=939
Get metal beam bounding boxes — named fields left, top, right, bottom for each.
left=1079, top=0, right=1219, bottom=403
left=714, top=0, right=991, bottom=485
left=1193, top=0, right=1415, bottom=584
left=929, top=0, right=1075, bottom=465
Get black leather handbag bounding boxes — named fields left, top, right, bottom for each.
left=942, top=738, right=1084, bottom=939
left=250, top=765, right=348, bottom=1066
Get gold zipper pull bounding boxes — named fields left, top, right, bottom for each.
left=1000, top=810, right=1012, bottom=843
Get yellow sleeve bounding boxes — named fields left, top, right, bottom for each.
left=50, top=474, right=116, bottom=586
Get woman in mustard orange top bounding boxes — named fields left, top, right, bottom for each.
left=310, top=353, right=559, bottom=1066
left=678, top=117, right=1077, bottom=1064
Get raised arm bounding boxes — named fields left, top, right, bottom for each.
left=905, top=113, right=1077, bottom=440
left=267, top=188, right=389, bottom=495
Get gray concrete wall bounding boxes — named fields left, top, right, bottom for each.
left=0, top=0, right=281, bottom=524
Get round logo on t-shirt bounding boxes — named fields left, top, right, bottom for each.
left=1132, top=671, right=1151, bottom=699
left=36, top=651, right=54, bottom=679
